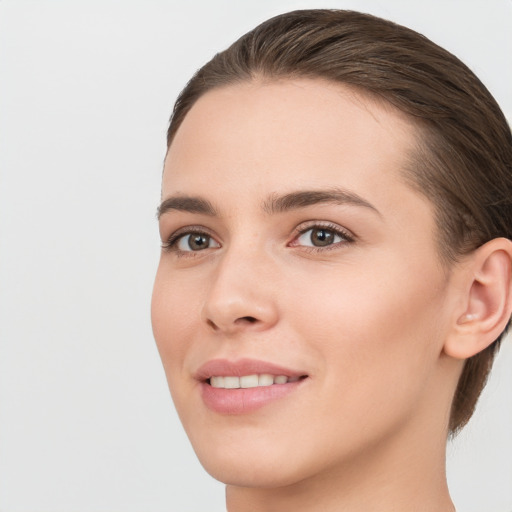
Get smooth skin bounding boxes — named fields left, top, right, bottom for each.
left=152, top=79, right=512, bottom=512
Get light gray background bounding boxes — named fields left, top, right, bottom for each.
left=0, top=1, right=511, bottom=511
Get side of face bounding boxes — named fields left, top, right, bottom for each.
left=151, top=79, right=462, bottom=488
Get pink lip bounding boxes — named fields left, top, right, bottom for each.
left=195, top=358, right=305, bottom=380
left=195, top=358, right=308, bottom=415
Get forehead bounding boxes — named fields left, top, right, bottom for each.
left=163, top=78, right=423, bottom=214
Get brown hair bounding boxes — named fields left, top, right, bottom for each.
left=166, top=9, right=512, bottom=433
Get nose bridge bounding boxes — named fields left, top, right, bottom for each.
left=201, top=238, right=278, bottom=333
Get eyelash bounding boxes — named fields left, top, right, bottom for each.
left=291, top=222, right=355, bottom=253
left=161, top=222, right=355, bottom=256
left=161, top=226, right=218, bottom=256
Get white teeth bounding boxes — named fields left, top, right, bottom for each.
left=240, top=374, right=259, bottom=388
left=210, top=376, right=225, bottom=388
left=209, top=374, right=301, bottom=389
left=224, top=376, right=240, bottom=389
left=258, top=374, right=274, bottom=386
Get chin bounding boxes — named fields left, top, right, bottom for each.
left=184, top=426, right=310, bottom=488
left=185, top=422, right=353, bottom=492
left=199, top=453, right=306, bottom=489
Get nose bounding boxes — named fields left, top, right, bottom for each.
left=201, top=246, right=279, bottom=336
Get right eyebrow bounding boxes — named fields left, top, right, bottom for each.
left=262, top=188, right=381, bottom=217
left=157, top=196, right=217, bottom=219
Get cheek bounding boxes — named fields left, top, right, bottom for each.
left=288, top=257, right=449, bottom=415
left=151, top=263, right=200, bottom=373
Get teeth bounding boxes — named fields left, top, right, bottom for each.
left=258, top=374, right=274, bottom=386
left=224, top=376, right=240, bottom=389
left=209, top=374, right=298, bottom=389
left=210, top=376, right=225, bottom=388
left=240, top=375, right=259, bottom=388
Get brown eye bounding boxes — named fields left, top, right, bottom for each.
left=297, top=227, right=344, bottom=247
left=176, top=233, right=220, bottom=251
left=310, top=228, right=335, bottom=246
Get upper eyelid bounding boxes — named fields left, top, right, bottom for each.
left=165, top=225, right=216, bottom=239
left=292, top=220, right=355, bottom=239
left=162, top=225, right=220, bottom=249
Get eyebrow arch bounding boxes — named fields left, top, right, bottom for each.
left=263, top=188, right=381, bottom=216
left=157, top=187, right=380, bottom=220
left=157, top=196, right=217, bottom=219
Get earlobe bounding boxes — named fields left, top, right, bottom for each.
left=444, top=238, right=512, bottom=360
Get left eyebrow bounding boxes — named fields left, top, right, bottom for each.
left=157, top=195, right=217, bottom=219
left=262, top=188, right=381, bottom=217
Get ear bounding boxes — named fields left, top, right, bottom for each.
left=444, top=238, right=512, bottom=360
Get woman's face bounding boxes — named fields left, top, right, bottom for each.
left=152, top=79, right=458, bottom=487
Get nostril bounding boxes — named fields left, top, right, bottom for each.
left=206, top=319, right=218, bottom=330
left=204, top=313, right=265, bottom=333
left=236, top=316, right=258, bottom=324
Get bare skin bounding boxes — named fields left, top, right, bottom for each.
left=152, top=78, right=511, bottom=511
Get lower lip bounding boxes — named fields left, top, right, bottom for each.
left=200, top=379, right=305, bottom=414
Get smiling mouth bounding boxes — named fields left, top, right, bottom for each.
left=198, top=360, right=309, bottom=413
left=207, top=374, right=307, bottom=389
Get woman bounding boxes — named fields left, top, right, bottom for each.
left=151, top=10, right=512, bottom=511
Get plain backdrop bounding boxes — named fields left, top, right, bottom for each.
left=0, top=1, right=511, bottom=511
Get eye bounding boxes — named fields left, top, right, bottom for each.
left=297, top=227, right=341, bottom=247
left=163, top=229, right=220, bottom=253
left=292, top=223, right=354, bottom=249
left=177, top=233, right=219, bottom=251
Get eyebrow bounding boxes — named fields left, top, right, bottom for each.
left=157, top=196, right=217, bottom=218
left=157, top=187, right=380, bottom=219
left=262, top=188, right=381, bottom=216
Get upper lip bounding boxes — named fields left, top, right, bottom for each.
left=194, top=358, right=307, bottom=381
